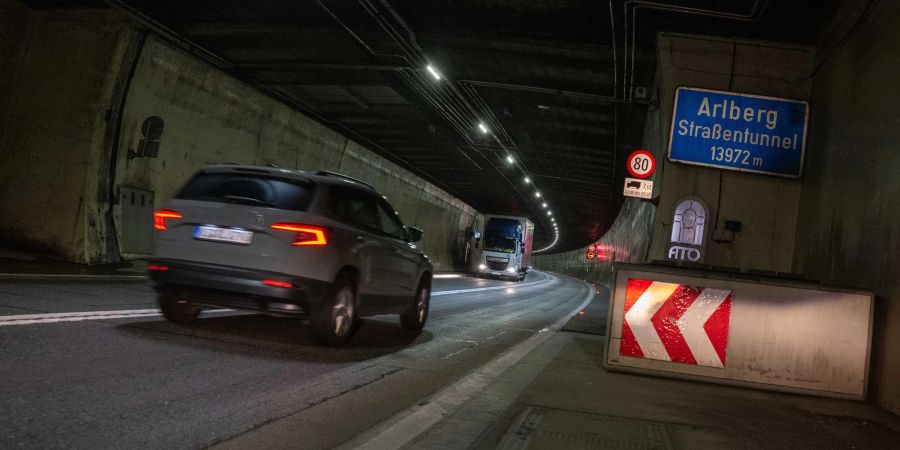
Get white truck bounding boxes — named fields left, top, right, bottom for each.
left=471, top=214, right=534, bottom=281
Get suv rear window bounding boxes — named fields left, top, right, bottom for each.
left=177, top=172, right=314, bottom=211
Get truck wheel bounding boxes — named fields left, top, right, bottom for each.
left=401, top=279, right=430, bottom=331
left=158, top=293, right=201, bottom=324
left=312, top=275, right=357, bottom=346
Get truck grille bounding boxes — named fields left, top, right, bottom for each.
left=486, top=259, right=508, bottom=271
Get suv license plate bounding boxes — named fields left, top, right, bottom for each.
left=193, top=226, right=253, bottom=245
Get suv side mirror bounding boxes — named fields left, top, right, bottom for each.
left=405, top=226, right=423, bottom=243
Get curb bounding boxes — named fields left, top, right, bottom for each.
left=0, top=274, right=149, bottom=282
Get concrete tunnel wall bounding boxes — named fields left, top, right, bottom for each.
left=536, top=12, right=900, bottom=415
left=0, top=2, right=480, bottom=271
left=0, top=1, right=137, bottom=262
left=532, top=99, right=661, bottom=286
left=536, top=33, right=814, bottom=280
left=792, top=0, right=900, bottom=415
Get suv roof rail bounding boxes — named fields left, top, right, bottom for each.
left=315, top=170, right=376, bottom=191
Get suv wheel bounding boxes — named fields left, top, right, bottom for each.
left=158, top=293, right=201, bottom=324
left=313, top=275, right=356, bottom=345
left=400, top=279, right=430, bottom=331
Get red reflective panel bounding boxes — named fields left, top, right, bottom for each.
left=270, top=223, right=328, bottom=246
left=153, top=210, right=182, bottom=231
left=263, top=279, right=293, bottom=288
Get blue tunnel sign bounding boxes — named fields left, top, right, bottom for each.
left=668, top=87, right=809, bottom=178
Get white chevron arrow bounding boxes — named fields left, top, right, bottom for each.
left=676, top=288, right=730, bottom=368
left=624, top=281, right=680, bottom=361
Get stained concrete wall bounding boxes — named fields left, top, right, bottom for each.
left=647, top=34, right=813, bottom=272
left=537, top=34, right=814, bottom=282
left=794, top=0, right=900, bottom=414
left=0, top=1, right=479, bottom=270
left=538, top=19, right=900, bottom=416
left=115, top=37, right=478, bottom=271
left=0, top=1, right=137, bottom=262
left=0, top=0, right=30, bottom=121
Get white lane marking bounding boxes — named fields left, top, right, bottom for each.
left=676, top=288, right=730, bottom=368
left=432, top=273, right=552, bottom=297
left=0, top=273, right=551, bottom=327
left=432, top=274, right=464, bottom=279
left=0, top=309, right=234, bottom=326
left=624, top=281, right=680, bottom=362
left=348, top=280, right=595, bottom=450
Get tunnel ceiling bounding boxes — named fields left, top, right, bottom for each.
left=25, top=0, right=841, bottom=253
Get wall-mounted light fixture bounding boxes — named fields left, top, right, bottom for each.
left=426, top=64, right=441, bottom=81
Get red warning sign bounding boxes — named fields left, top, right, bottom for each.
left=626, top=149, right=656, bottom=179
left=620, top=279, right=732, bottom=368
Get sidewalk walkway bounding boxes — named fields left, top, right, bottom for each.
left=410, top=287, right=900, bottom=449
left=0, top=248, right=147, bottom=280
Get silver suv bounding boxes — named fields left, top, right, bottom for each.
left=148, top=165, right=433, bottom=345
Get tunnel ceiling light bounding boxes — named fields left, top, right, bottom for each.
left=506, top=155, right=514, bottom=164
left=426, top=64, right=442, bottom=81
left=547, top=211, right=552, bottom=215
left=524, top=176, right=531, bottom=184
left=542, top=202, right=547, bottom=208
left=478, top=122, right=489, bottom=134
left=535, top=192, right=541, bottom=198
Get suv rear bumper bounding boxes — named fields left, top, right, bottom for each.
left=148, top=259, right=331, bottom=317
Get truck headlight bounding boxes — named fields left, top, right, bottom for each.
left=505, top=267, right=516, bottom=273
left=478, top=264, right=487, bottom=270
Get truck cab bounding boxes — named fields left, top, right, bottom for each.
left=471, top=215, right=534, bottom=281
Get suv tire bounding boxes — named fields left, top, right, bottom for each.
left=158, top=293, right=201, bottom=324
left=313, top=275, right=357, bottom=346
left=400, top=279, right=430, bottom=331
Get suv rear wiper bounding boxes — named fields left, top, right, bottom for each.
left=223, top=195, right=276, bottom=206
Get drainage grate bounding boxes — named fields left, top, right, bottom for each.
left=497, top=406, right=673, bottom=450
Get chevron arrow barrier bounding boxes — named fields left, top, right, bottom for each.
left=620, top=278, right=733, bottom=368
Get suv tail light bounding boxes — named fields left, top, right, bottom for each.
left=154, top=210, right=182, bottom=231
left=270, top=223, right=328, bottom=246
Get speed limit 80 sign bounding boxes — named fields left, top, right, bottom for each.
left=627, top=149, right=656, bottom=179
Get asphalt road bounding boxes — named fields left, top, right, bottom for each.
left=0, top=271, right=591, bottom=449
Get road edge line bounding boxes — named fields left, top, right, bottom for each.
left=345, top=277, right=596, bottom=450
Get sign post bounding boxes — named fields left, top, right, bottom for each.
left=668, top=87, right=809, bottom=178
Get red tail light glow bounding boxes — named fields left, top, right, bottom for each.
left=147, top=265, right=169, bottom=271
left=270, top=223, right=328, bottom=246
left=263, top=279, right=293, bottom=288
left=154, top=210, right=182, bottom=231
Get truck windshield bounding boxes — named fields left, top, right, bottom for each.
left=483, top=218, right=521, bottom=253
